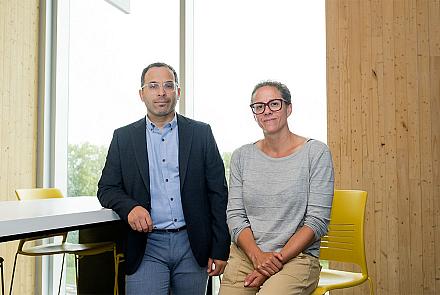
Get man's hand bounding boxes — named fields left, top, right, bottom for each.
left=250, top=251, right=283, bottom=277
left=127, top=206, right=153, bottom=232
left=207, top=258, right=227, bottom=276
left=244, top=270, right=267, bottom=288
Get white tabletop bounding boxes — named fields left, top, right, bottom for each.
left=0, top=196, right=120, bottom=242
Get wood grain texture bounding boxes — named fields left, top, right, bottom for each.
left=0, top=0, right=39, bottom=293
left=326, top=0, right=440, bottom=294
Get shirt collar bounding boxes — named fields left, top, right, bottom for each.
left=145, top=113, right=178, bottom=131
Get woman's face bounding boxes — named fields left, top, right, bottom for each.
left=251, top=86, right=292, bottom=136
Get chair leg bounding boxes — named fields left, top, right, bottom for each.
left=57, top=254, right=66, bottom=295
left=368, top=277, right=374, bottom=295
left=9, top=253, right=19, bottom=295
left=1, top=257, right=5, bottom=295
left=75, top=255, right=79, bottom=295
left=113, top=249, right=119, bottom=295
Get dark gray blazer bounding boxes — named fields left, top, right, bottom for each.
left=97, top=114, right=230, bottom=275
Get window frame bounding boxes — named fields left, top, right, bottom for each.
left=38, top=1, right=190, bottom=293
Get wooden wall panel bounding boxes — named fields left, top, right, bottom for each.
left=327, top=0, right=440, bottom=294
left=0, top=0, right=39, bottom=293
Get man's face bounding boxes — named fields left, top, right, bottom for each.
left=252, top=86, right=291, bottom=135
left=139, top=66, right=180, bottom=122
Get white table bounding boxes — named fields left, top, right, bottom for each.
left=0, top=196, right=121, bottom=242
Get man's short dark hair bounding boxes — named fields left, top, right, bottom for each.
left=251, top=80, right=292, bottom=104
left=140, top=62, right=179, bottom=87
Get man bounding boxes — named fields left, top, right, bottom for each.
left=98, top=62, right=230, bottom=295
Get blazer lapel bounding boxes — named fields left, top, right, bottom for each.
left=130, top=117, right=150, bottom=193
left=177, top=114, right=193, bottom=191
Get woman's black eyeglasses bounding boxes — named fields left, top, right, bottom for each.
left=250, top=98, right=289, bottom=115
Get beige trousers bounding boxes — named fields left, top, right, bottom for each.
left=219, top=244, right=321, bottom=295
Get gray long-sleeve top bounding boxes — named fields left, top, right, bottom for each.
left=226, top=139, right=334, bottom=258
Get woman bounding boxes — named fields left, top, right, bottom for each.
left=219, top=81, right=334, bottom=295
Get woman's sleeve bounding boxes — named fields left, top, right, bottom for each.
left=226, top=148, right=251, bottom=243
left=304, top=142, right=335, bottom=240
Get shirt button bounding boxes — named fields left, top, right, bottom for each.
left=161, top=138, right=165, bottom=142
left=170, top=197, right=174, bottom=201
left=162, top=159, right=165, bottom=162
left=165, top=179, right=169, bottom=182
left=174, top=219, right=177, bottom=222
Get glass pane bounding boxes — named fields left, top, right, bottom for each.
left=58, top=0, right=179, bottom=293
left=67, top=1, right=179, bottom=197
left=191, top=1, right=326, bottom=294
left=192, top=0, right=326, bottom=155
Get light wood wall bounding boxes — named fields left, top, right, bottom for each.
left=326, top=0, right=440, bottom=294
left=0, top=0, right=39, bottom=293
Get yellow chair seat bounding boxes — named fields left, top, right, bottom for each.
left=313, top=269, right=367, bottom=294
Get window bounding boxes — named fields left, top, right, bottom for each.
left=188, top=1, right=326, bottom=292
left=64, top=0, right=179, bottom=198
left=54, top=0, right=179, bottom=293
left=191, top=0, right=327, bottom=156
left=47, top=0, right=325, bottom=293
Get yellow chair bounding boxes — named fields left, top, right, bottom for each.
left=10, top=188, right=121, bottom=295
left=312, top=190, right=374, bottom=295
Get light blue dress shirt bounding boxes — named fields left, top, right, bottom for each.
left=145, top=114, right=185, bottom=229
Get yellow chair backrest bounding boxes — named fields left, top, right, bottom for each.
left=319, top=190, right=368, bottom=278
left=15, top=188, right=64, bottom=200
